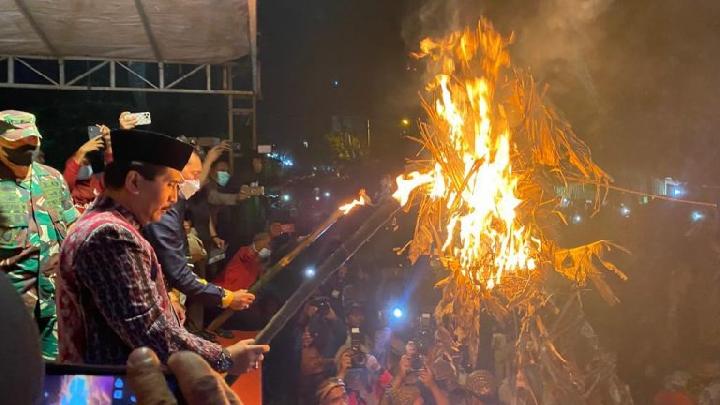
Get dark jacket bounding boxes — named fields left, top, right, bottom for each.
left=142, top=197, right=226, bottom=307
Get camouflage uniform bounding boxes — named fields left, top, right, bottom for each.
left=0, top=111, right=79, bottom=360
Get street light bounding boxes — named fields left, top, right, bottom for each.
left=401, top=118, right=410, bottom=127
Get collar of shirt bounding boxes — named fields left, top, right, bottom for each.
left=92, top=195, right=142, bottom=230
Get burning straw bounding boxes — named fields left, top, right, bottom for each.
left=393, top=18, right=632, bottom=404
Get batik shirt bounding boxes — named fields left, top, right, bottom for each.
left=56, top=195, right=232, bottom=371
left=0, top=162, right=79, bottom=359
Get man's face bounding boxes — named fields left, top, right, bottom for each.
left=254, top=235, right=271, bottom=251
left=212, top=161, right=230, bottom=178
left=133, top=167, right=182, bottom=224
left=347, top=309, right=365, bottom=328
left=0, top=136, right=39, bottom=171
left=321, top=387, right=348, bottom=405
left=181, top=152, right=203, bottom=181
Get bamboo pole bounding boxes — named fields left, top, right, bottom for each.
left=207, top=204, right=361, bottom=332
left=254, top=200, right=400, bottom=344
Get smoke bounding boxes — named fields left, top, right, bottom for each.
left=400, top=0, right=720, bottom=182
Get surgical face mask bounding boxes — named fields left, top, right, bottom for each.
left=215, top=171, right=230, bottom=187
left=76, top=165, right=93, bottom=181
left=1, top=144, right=36, bottom=167
left=179, top=179, right=201, bottom=199
left=254, top=243, right=272, bottom=259
left=258, top=248, right=271, bottom=259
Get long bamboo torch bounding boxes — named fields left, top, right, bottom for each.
left=251, top=199, right=400, bottom=345
left=206, top=190, right=371, bottom=333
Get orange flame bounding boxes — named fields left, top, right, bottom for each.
left=338, top=190, right=370, bottom=215
left=394, top=21, right=540, bottom=290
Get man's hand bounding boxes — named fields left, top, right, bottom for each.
left=337, top=350, right=352, bottom=379
left=171, top=300, right=186, bottom=326
left=127, top=347, right=241, bottom=405
left=212, top=236, right=226, bottom=249
left=236, top=189, right=251, bottom=202
left=325, top=306, right=338, bottom=321
left=98, top=124, right=111, bottom=151
left=206, top=141, right=231, bottom=165
left=418, top=368, right=437, bottom=389
left=366, top=354, right=381, bottom=373
left=229, top=290, right=255, bottom=310
left=0, top=246, right=39, bottom=269
left=119, top=111, right=138, bottom=130
left=74, top=137, right=104, bottom=164
left=225, top=339, right=270, bottom=375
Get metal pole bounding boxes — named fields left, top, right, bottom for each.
left=8, top=57, right=14, bottom=84
left=252, top=93, right=257, bottom=149
left=367, top=119, right=371, bottom=149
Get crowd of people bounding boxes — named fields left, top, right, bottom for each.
left=286, top=257, right=507, bottom=405
left=0, top=109, right=273, bottom=402
left=0, top=109, right=515, bottom=404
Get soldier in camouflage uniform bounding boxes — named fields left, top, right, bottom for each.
left=0, top=110, right=79, bottom=360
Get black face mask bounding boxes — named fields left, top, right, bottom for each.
left=2, top=144, right=37, bottom=167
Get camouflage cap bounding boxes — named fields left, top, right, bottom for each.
left=0, top=110, right=42, bottom=141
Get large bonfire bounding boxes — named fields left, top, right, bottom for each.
left=392, top=18, right=632, bottom=404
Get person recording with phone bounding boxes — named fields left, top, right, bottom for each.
left=63, top=125, right=110, bottom=211
left=63, top=111, right=139, bottom=212
left=381, top=341, right=449, bottom=405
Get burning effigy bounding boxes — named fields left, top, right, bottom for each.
left=392, top=18, right=633, bottom=404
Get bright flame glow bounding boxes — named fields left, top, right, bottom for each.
left=338, top=190, right=370, bottom=215
left=394, top=23, right=540, bottom=290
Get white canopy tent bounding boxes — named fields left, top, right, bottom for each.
left=0, top=0, right=258, bottom=143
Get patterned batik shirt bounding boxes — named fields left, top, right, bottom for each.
left=56, top=195, right=232, bottom=372
left=0, top=162, right=79, bottom=359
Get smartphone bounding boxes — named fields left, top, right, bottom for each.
left=128, top=112, right=151, bottom=126
left=88, top=126, right=102, bottom=139
left=43, top=362, right=183, bottom=404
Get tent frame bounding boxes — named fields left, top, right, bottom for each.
left=0, top=0, right=258, bottom=149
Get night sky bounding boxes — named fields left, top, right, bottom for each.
left=260, top=0, right=720, bottom=185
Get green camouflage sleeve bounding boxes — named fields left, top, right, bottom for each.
left=59, top=177, right=79, bottom=225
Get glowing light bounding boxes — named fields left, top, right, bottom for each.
left=392, top=307, right=404, bottom=318
left=401, top=118, right=411, bottom=126
left=282, top=194, right=291, bottom=202
left=315, top=196, right=320, bottom=201
left=620, top=206, right=631, bottom=217
left=324, top=191, right=331, bottom=198
left=304, top=267, right=316, bottom=278
left=691, top=211, right=705, bottom=222
left=572, top=214, right=583, bottom=224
